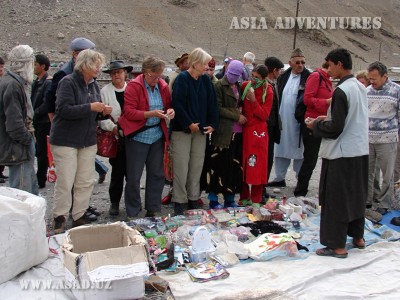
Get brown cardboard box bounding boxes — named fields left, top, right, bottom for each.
left=62, top=222, right=149, bottom=300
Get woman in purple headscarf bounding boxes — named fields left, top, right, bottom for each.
left=203, top=60, right=247, bottom=209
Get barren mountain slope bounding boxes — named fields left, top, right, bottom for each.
left=1, top=0, right=399, bottom=69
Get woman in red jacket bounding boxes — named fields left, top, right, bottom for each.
left=118, top=56, right=175, bottom=219
left=240, top=65, right=274, bottom=204
left=294, top=61, right=333, bottom=197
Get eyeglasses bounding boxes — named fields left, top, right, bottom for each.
left=147, top=73, right=163, bottom=79
left=295, top=61, right=306, bottom=65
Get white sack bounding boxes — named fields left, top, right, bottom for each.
left=0, top=187, right=49, bottom=284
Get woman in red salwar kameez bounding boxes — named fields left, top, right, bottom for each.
left=240, top=65, right=274, bottom=203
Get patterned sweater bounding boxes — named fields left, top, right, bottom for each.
left=367, top=79, right=400, bottom=144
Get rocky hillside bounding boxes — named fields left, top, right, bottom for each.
left=1, top=0, right=400, bottom=70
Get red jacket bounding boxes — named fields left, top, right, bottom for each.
left=304, top=68, right=333, bottom=119
left=118, top=74, right=171, bottom=143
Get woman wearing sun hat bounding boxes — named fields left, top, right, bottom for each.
left=100, top=60, right=133, bottom=216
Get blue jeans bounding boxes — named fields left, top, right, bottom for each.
left=8, top=140, right=39, bottom=195
left=95, top=158, right=108, bottom=176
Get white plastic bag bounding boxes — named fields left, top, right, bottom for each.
left=0, top=187, right=49, bottom=284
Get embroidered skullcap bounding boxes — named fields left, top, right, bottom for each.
left=291, top=48, right=304, bottom=58
left=70, top=37, right=96, bottom=51
left=208, top=58, right=216, bottom=68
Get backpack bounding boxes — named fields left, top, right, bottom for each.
left=294, top=71, right=324, bottom=123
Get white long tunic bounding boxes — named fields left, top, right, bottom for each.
left=274, top=72, right=304, bottom=159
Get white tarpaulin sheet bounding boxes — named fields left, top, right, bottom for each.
left=1, top=219, right=400, bottom=299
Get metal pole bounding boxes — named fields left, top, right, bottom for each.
left=378, top=42, right=382, bottom=61
left=293, top=0, right=300, bottom=50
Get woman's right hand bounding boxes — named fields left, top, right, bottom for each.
left=238, top=114, right=247, bottom=124
left=189, top=123, right=200, bottom=133
left=91, top=102, right=106, bottom=112
left=144, top=110, right=165, bottom=119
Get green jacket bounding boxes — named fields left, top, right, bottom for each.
left=211, top=77, right=241, bottom=148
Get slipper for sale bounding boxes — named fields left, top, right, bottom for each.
left=316, top=247, right=348, bottom=259
left=352, top=238, right=366, bottom=249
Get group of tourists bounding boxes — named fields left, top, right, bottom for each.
left=1, top=37, right=399, bottom=258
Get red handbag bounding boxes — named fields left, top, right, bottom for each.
left=96, top=127, right=118, bottom=158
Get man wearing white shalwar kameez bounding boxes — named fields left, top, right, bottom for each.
left=268, top=49, right=310, bottom=186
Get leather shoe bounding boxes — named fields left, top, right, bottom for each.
left=266, top=180, right=286, bottom=187
left=72, top=216, right=89, bottom=228
left=87, top=206, right=101, bottom=216
left=84, top=211, right=97, bottom=222
left=174, top=203, right=187, bottom=216
left=109, top=204, right=120, bottom=216
left=54, top=216, right=66, bottom=234
left=390, top=216, right=400, bottom=226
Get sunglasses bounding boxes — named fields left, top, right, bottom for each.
left=295, top=61, right=306, bottom=65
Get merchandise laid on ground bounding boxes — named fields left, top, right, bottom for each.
left=1, top=186, right=400, bottom=300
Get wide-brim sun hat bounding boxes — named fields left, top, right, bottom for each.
left=102, top=60, right=133, bottom=73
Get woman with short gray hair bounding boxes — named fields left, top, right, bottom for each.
left=118, top=56, right=175, bottom=219
left=50, top=49, right=111, bottom=233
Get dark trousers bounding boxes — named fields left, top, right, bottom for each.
left=267, top=127, right=276, bottom=182
left=0, top=165, right=5, bottom=174
left=320, top=216, right=365, bottom=249
left=34, top=122, right=51, bottom=186
left=124, top=138, right=164, bottom=217
left=294, top=127, right=321, bottom=196
left=109, top=147, right=127, bottom=205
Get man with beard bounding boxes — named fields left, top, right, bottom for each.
left=0, top=45, right=38, bottom=194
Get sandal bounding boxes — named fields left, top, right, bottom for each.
left=316, top=247, right=348, bottom=259
left=352, top=238, right=366, bottom=249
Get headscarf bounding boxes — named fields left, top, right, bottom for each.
left=8, top=45, right=35, bottom=84
left=8, top=45, right=35, bottom=122
left=225, top=60, right=243, bottom=84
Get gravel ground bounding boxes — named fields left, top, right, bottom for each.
left=0, top=156, right=322, bottom=234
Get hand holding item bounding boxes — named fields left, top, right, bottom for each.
left=305, top=117, right=315, bottom=129
left=202, top=126, right=215, bottom=134
left=246, top=88, right=256, bottom=102
left=165, top=108, right=175, bottom=120
left=316, top=115, right=327, bottom=122
left=91, top=102, right=106, bottom=112
left=145, top=110, right=165, bottom=119
left=103, top=105, right=113, bottom=115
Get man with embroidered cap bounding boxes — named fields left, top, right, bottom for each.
left=169, top=52, right=189, bottom=90
left=0, top=45, right=39, bottom=194
left=45, top=37, right=96, bottom=121
left=267, top=48, right=310, bottom=187
left=205, top=58, right=218, bottom=84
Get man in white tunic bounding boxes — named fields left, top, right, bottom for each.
left=267, top=48, right=310, bottom=187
